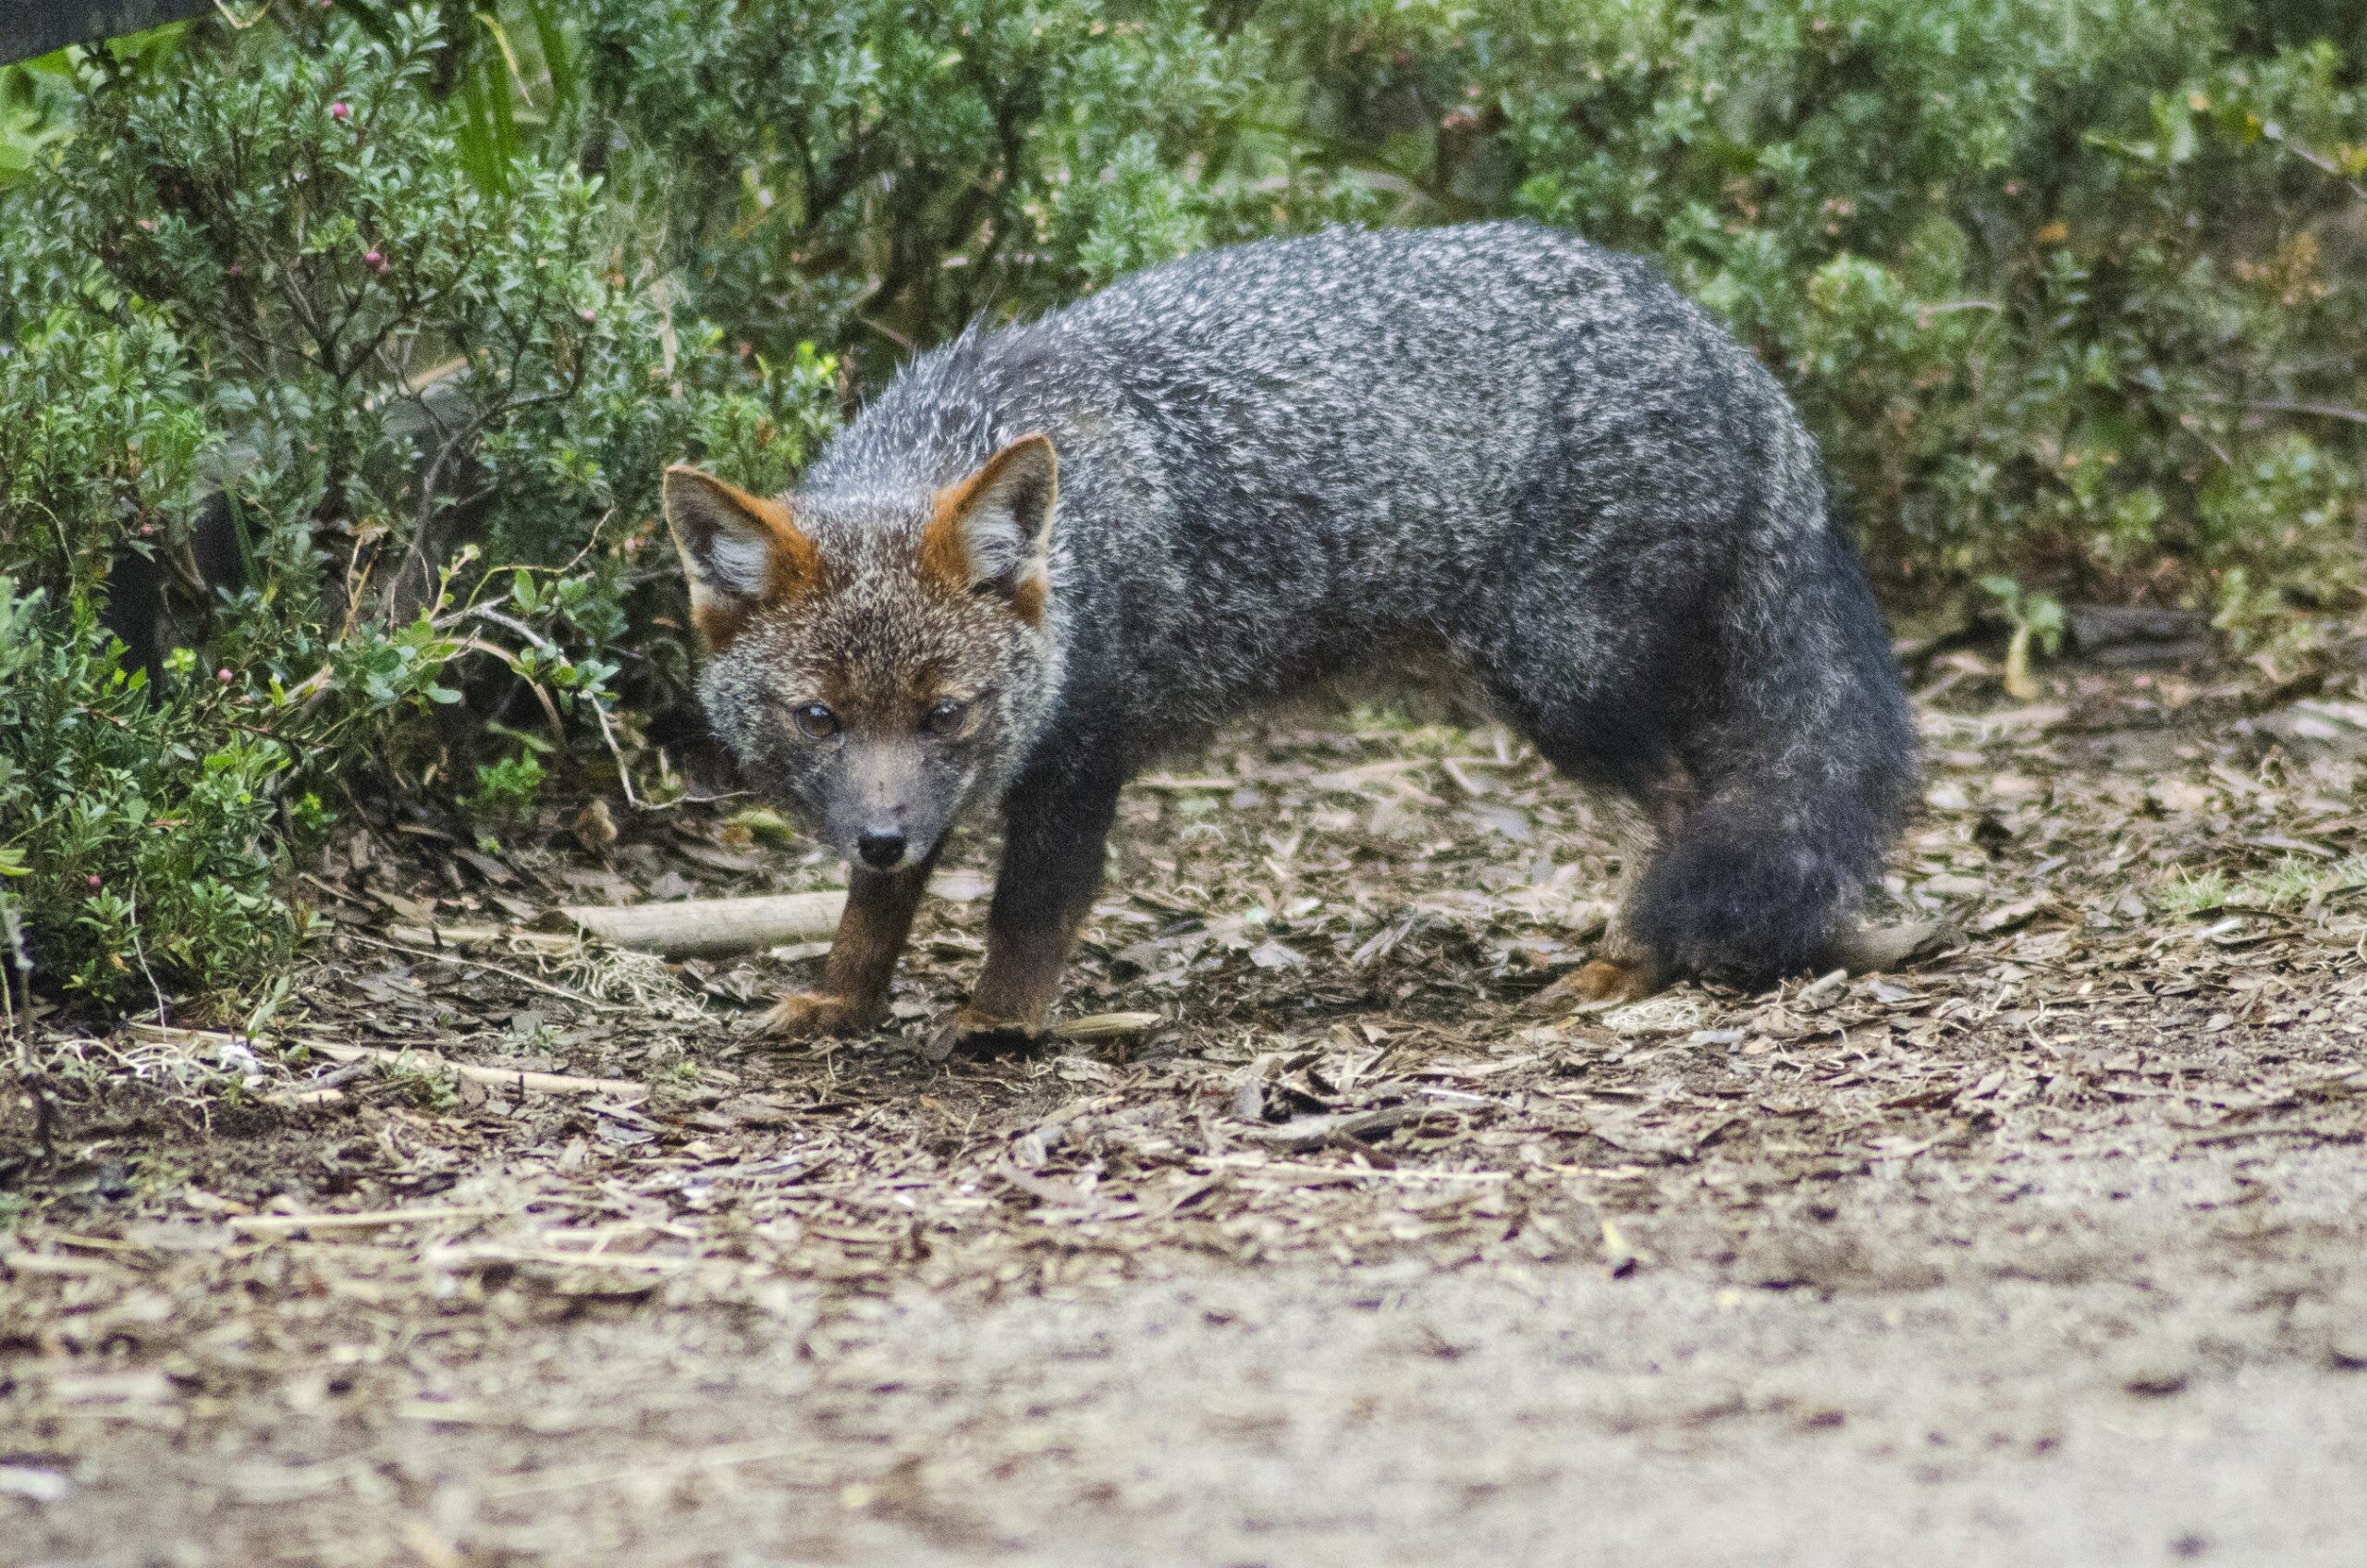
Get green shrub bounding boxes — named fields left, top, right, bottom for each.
left=0, top=7, right=833, bottom=1012
left=467, top=748, right=548, bottom=827
left=574, top=0, right=2366, bottom=626
left=0, top=581, right=304, bottom=1011
left=2, top=0, right=2362, bottom=1017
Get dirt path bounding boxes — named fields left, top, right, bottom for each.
left=6, top=656, right=2366, bottom=1565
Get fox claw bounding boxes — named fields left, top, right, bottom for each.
left=756, top=991, right=876, bottom=1039
left=924, top=1008, right=1045, bottom=1060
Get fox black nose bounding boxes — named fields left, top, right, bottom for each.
left=856, top=829, right=907, bottom=870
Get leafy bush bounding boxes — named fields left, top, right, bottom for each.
left=0, top=7, right=831, bottom=1012
left=1, top=0, right=2362, bottom=1016
left=576, top=0, right=2367, bottom=624
left=0, top=582, right=303, bottom=1010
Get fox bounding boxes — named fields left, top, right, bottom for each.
left=660, top=221, right=1917, bottom=1048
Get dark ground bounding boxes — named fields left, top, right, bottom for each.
left=5, top=638, right=2366, bottom=1566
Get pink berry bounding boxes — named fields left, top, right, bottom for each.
left=216, top=668, right=234, bottom=683
left=581, top=307, right=596, bottom=323
left=330, top=102, right=350, bottom=121
left=363, top=250, right=386, bottom=273
left=88, top=875, right=103, bottom=889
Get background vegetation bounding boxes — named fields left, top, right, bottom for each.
left=2, top=0, right=2362, bottom=1017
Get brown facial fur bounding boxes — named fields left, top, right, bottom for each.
left=917, top=435, right=1057, bottom=625
left=916, top=485, right=979, bottom=603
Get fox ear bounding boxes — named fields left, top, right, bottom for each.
left=661, top=465, right=821, bottom=643
left=921, top=435, right=1057, bottom=619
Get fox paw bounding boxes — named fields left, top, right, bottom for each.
left=1571, top=957, right=1660, bottom=1004
left=924, top=1008, right=1045, bottom=1060
left=1528, top=957, right=1662, bottom=1013
left=756, top=991, right=876, bottom=1039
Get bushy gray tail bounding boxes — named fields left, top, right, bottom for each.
left=1629, top=522, right=1916, bottom=988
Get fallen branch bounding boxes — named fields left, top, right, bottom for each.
left=263, top=1086, right=350, bottom=1108
left=1050, top=1011, right=1162, bottom=1041
left=3, top=904, right=55, bottom=1158
left=1832, top=919, right=1958, bottom=974
left=230, top=1205, right=502, bottom=1237
left=562, top=871, right=987, bottom=959
left=1239, top=1103, right=1438, bottom=1150
left=428, top=1244, right=703, bottom=1274
left=120, top=1023, right=645, bottom=1099
left=563, top=891, right=847, bottom=957
left=300, top=1038, right=644, bottom=1099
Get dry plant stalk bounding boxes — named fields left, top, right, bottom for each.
left=297, top=1039, right=644, bottom=1099
left=3, top=903, right=54, bottom=1157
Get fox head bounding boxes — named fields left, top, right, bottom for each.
left=662, top=435, right=1061, bottom=874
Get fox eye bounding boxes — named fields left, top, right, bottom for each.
left=791, top=703, right=840, bottom=741
left=922, top=698, right=969, bottom=739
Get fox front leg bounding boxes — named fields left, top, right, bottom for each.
left=938, top=760, right=1123, bottom=1052
left=760, top=851, right=939, bottom=1038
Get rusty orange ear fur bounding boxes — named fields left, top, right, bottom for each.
left=919, top=435, right=1058, bottom=623
left=661, top=464, right=825, bottom=648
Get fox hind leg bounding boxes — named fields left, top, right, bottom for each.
left=1477, top=670, right=1691, bottom=1002
left=1572, top=770, right=1693, bottom=1002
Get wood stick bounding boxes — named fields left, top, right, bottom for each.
left=561, top=871, right=987, bottom=958
left=123, top=1024, right=644, bottom=1099
left=562, top=891, right=846, bottom=956
left=300, top=1039, right=644, bottom=1098
left=427, top=1244, right=701, bottom=1273
left=1049, top=1011, right=1163, bottom=1041
left=1831, top=918, right=1958, bottom=973
left=230, top=1205, right=501, bottom=1236
left=263, top=1087, right=350, bottom=1108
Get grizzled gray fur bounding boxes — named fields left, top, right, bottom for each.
left=669, top=220, right=1917, bottom=1038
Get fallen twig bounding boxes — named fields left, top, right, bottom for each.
left=1239, top=1103, right=1439, bottom=1150
left=263, top=1086, right=350, bottom=1108
left=300, top=1038, right=645, bottom=1099
left=120, top=1023, right=646, bottom=1099
left=560, top=873, right=992, bottom=959
left=562, top=891, right=847, bottom=957
left=230, top=1205, right=503, bottom=1237
left=3, top=904, right=55, bottom=1158
left=337, top=930, right=627, bottom=1012
left=1050, top=1011, right=1163, bottom=1041
left=1189, top=1154, right=1513, bottom=1183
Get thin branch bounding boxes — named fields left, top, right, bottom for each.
left=3, top=904, right=55, bottom=1159
left=2185, top=389, right=2367, bottom=427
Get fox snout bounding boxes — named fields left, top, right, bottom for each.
left=854, top=828, right=908, bottom=870
left=823, top=740, right=955, bottom=875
